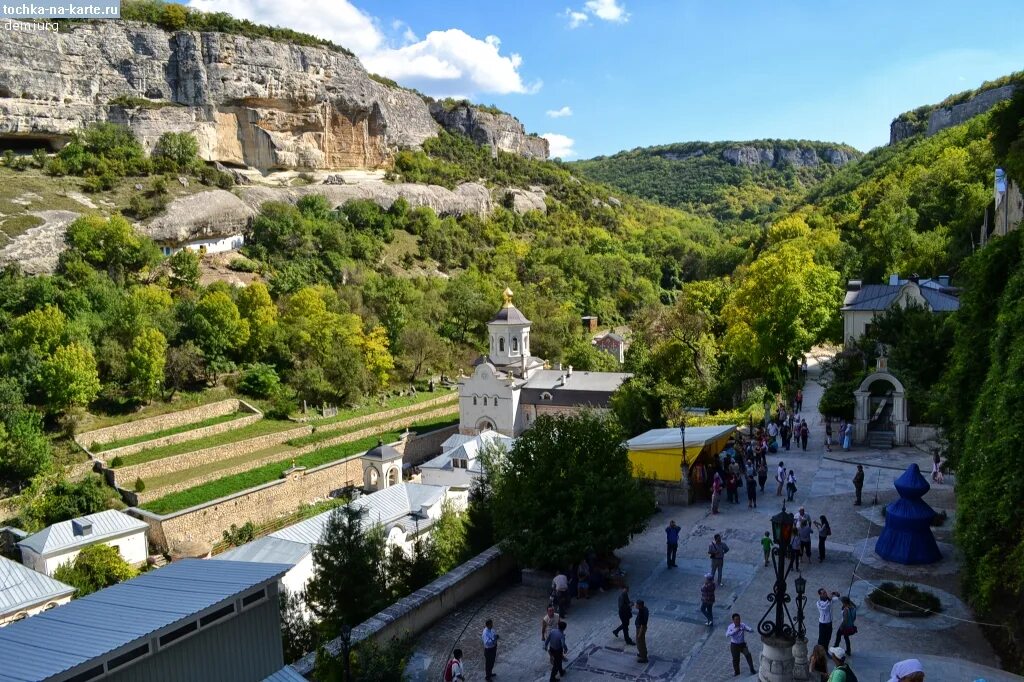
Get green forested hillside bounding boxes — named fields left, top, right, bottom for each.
left=572, top=140, right=860, bottom=222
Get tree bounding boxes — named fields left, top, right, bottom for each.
left=18, top=475, right=114, bottom=531
left=361, top=326, right=394, bottom=390
left=188, top=290, right=250, bottom=363
left=164, top=340, right=207, bottom=398
left=237, top=363, right=281, bottom=399
left=127, top=327, right=167, bottom=403
left=305, top=505, right=388, bottom=639
left=54, top=543, right=136, bottom=598
left=153, top=132, right=199, bottom=173
left=398, top=321, right=447, bottom=382
left=39, top=343, right=101, bottom=412
left=237, top=282, right=278, bottom=359
left=430, top=499, right=467, bottom=573
left=491, top=412, right=654, bottom=569
left=0, top=406, right=52, bottom=484
left=10, top=304, right=66, bottom=354
left=168, top=249, right=201, bottom=291
left=63, top=215, right=160, bottom=283
left=562, top=337, right=620, bottom=372
left=280, top=588, right=318, bottom=664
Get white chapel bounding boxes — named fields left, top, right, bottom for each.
left=458, top=288, right=632, bottom=437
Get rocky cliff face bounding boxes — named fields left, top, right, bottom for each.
left=661, top=144, right=857, bottom=169
left=0, top=21, right=545, bottom=170
left=889, top=84, right=1018, bottom=144
left=428, top=102, right=548, bottom=160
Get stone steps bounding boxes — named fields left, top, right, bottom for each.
left=867, top=431, right=895, bottom=450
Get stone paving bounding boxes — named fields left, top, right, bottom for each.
left=408, top=354, right=1023, bottom=682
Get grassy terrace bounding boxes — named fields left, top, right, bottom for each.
left=92, top=412, right=248, bottom=452
left=287, top=401, right=458, bottom=448
left=140, top=417, right=459, bottom=515
left=80, top=387, right=235, bottom=432
left=310, top=389, right=455, bottom=427
left=112, top=418, right=296, bottom=467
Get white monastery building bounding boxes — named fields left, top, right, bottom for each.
left=17, top=509, right=149, bottom=576
left=458, top=288, right=632, bottom=437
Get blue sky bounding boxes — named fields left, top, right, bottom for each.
left=188, top=0, right=1024, bottom=159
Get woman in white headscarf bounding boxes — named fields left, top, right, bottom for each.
left=888, top=658, right=924, bottom=682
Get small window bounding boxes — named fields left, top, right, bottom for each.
left=473, top=397, right=478, bottom=406
left=107, top=643, right=149, bottom=671
left=483, top=397, right=488, bottom=406
left=159, top=621, right=198, bottom=647
left=242, top=588, right=266, bottom=608
left=499, top=338, right=505, bottom=352
left=12, top=613, right=26, bottom=621
left=512, top=337, right=518, bottom=352
left=43, top=602, right=59, bottom=611
left=540, top=392, right=553, bottom=401
left=199, top=604, right=235, bottom=627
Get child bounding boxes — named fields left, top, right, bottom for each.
left=760, top=531, right=773, bottom=567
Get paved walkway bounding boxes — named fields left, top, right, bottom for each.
left=409, top=353, right=1021, bottom=682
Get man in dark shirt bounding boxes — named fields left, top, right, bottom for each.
left=545, top=621, right=568, bottom=681
left=853, top=464, right=865, bottom=506
left=665, top=520, right=681, bottom=568
left=611, top=585, right=635, bottom=645
left=635, top=599, right=650, bottom=663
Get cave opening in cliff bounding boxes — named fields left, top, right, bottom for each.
left=0, top=135, right=66, bottom=153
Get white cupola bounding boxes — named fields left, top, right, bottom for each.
left=487, top=287, right=531, bottom=368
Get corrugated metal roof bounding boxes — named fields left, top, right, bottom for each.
left=0, top=559, right=289, bottom=681
left=213, top=537, right=311, bottom=566
left=0, top=557, right=75, bottom=616
left=350, top=483, right=445, bottom=529
left=17, top=509, right=149, bottom=556
left=920, top=288, right=960, bottom=312
left=842, top=283, right=959, bottom=313
left=626, top=425, right=737, bottom=451
left=421, top=431, right=514, bottom=471
left=523, top=369, right=632, bottom=392
left=262, top=666, right=308, bottom=681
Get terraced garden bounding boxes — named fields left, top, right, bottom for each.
left=110, top=418, right=297, bottom=467
left=93, top=411, right=251, bottom=453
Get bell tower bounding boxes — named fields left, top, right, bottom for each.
left=487, top=287, right=531, bottom=369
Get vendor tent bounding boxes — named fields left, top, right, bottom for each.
left=626, top=425, right=736, bottom=482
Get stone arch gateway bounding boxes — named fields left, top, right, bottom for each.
left=854, top=371, right=909, bottom=446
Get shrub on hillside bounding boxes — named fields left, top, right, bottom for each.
left=238, top=363, right=281, bottom=399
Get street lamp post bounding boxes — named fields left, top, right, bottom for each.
left=757, top=505, right=797, bottom=682
left=679, top=415, right=690, bottom=504
left=791, top=575, right=809, bottom=680
left=340, top=624, right=352, bottom=682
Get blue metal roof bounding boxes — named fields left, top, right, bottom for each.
left=0, top=559, right=290, bottom=681
left=262, top=666, right=308, bottom=681
left=0, top=557, right=75, bottom=617
left=213, top=536, right=311, bottom=566
left=17, top=510, right=149, bottom=556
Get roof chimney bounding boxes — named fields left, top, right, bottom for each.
left=72, top=519, right=93, bottom=537
left=847, top=279, right=862, bottom=292
left=567, top=365, right=573, bottom=377
left=938, top=275, right=950, bottom=287
left=888, top=273, right=900, bottom=285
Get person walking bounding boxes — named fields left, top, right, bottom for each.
left=746, top=474, right=758, bottom=508
left=796, top=388, right=804, bottom=413
left=842, top=423, right=852, bottom=451
left=726, top=471, right=739, bottom=504
left=577, top=558, right=590, bottom=599
left=551, top=570, right=569, bottom=616
left=800, top=420, right=810, bottom=451
left=700, top=573, right=716, bottom=625
left=443, top=648, right=466, bottom=682
left=757, top=461, right=768, bottom=492
left=833, top=596, right=858, bottom=655
left=852, top=465, right=864, bottom=506
left=635, top=599, right=650, bottom=663
left=788, top=531, right=802, bottom=572
left=776, top=461, right=786, bottom=496
left=545, top=621, right=568, bottom=681
left=799, top=520, right=813, bottom=560
left=931, top=450, right=943, bottom=484
left=708, top=534, right=729, bottom=586
left=726, top=613, right=757, bottom=676
left=815, top=589, right=841, bottom=648
left=761, top=531, right=773, bottom=567
left=814, top=515, right=832, bottom=562
left=808, top=644, right=829, bottom=681
left=611, top=585, right=635, bottom=645
left=827, top=646, right=855, bottom=681
left=786, top=469, right=798, bottom=502
left=482, top=619, right=499, bottom=680
left=541, top=606, right=561, bottom=646
left=665, top=520, right=681, bottom=568
left=781, top=420, right=792, bottom=451
left=711, top=474, right=723, bottom=514
left=825, top=419, right=833, bottom=453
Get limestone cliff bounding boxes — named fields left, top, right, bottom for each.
left=889, top=83, right=1019, bottom=144
left=428, top=102, right=548, bottom=160
left=660, top=143, right=858, bottom=169
left=0, top=21, right=544, bottom=170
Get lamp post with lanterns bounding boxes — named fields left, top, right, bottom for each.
left=756, top=505, right=798, bottom=682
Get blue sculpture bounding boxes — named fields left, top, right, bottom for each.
left=874, top=463, right=942, bottom=564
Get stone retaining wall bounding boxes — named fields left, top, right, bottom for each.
left=292, top=546, right=517, bottom=677
left=130, top=455, right=365, bottom=552
left=76, top=399, right=245, bottom=448
left=99, top=412, right=262, bottom=460
left=109, top=424, right=311, bottom=488
left=121, top=405, right=458, bottom=498
left=404, top=423, right=459, bottom=467
left=304, top=391, right=456, bottom=430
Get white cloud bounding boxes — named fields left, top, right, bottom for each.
left=563, top=8, right=589, bottom=28
left=542, top=133, right=576, bottom=159
left=546, top=106, right=573, bottom=118
left=188, top=0, right=384, bottom=54
left=585, top=0, right=629, bottom=22
left=187, top=0, right=535, bottom=98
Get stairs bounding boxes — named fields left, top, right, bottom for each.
left=867, top=430, right=895, bottom=450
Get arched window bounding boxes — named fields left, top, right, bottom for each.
left=483, top=397, right=488, bottom=406
left=499, top=338, right=505, bottom=352
left=512, top=337, right=519, bottom=352
left=473, top=396, right=478, bottom=406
